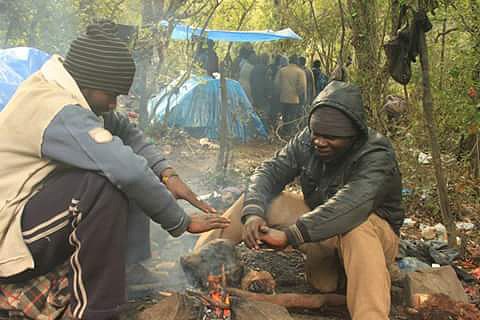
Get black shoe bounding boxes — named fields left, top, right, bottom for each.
left=126, top=263, right=167, bottom=300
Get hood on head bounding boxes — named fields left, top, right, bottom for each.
left=309, top=81, right=367, bottom=137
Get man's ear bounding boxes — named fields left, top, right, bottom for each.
left=348, top=135, right=358, bottom=146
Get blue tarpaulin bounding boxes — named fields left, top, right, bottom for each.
left=148, top=76, right=267, bottom=142
left=160, top=21, right=302, bottom=42
left=0, top=47, right=50, bottom=111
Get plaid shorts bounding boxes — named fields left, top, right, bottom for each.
left=0, top=263, right=71, bottom=319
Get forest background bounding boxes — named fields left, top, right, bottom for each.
left=0, top=0, right=479, bottom=246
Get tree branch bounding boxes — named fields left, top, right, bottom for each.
left=434, top=27, right=458, bottom=42
left=337, top=0, right=346, bottom=64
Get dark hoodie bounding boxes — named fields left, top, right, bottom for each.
left=241, top=81, right=404, bottom=246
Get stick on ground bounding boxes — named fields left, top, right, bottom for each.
left=227, top=288, right=346, bottom=309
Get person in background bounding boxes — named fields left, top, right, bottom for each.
left=274, top=54, right=307, bottom=138
left=298, top=56, right=316, bottom=106
left=238, top=51, right=256, bottom=101
left=205, top=40, right=219, bottom=76
left=329, top=56, right=352, bottom=82
left=265, top=55, right=288, bottom=129
left=250, top=53, right=271, bottom=126
left=0, top=21, right=229, bottom=320
left=312, top=59, right=328, bottom=94
left=195, top=39, right=219, bottom=77
left=232, top=43, right=254, bottom=80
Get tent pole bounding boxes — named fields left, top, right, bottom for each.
left=216, top=61, right=229, bottom=186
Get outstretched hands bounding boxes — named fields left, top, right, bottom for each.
left=187, top=211, right=230, bottom=233
left=160, top=169, right=228, bottom=234
left=162, top=169, right=216, bottom=213
left=243, top=216, right=288, bottom=250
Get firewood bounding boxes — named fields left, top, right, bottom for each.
left=181, top=239, right=244, bottom=289
left=185, top=289, right=231, bottom=309
left=241, top=270, right=276, bottom=293
left=226, top=288, right=346, bottom=309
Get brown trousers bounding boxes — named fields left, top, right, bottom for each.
left=195, top=192, right=399, bottom=320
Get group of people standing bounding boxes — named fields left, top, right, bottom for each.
left=232, top=45, right=329, bottom=138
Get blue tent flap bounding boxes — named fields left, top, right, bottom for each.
left=148, top=76, right=267, bottom=142
left=160, top=21, right=302, bottom=42
left=0, top=47, right=50, bottom=111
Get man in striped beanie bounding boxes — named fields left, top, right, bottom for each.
left=0, top=21, right=228, bottom=319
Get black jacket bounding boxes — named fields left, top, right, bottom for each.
left=241, top=81, right=404, bottom=246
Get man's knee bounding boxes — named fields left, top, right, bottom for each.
left=339, top=218, right=377, bottom=247
left=266, top=192, right=309, bottom=226
left=76, top=171, right=129, bottom=213
left=340, top=214, right=398, bottom=264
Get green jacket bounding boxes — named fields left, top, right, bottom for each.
left=241, top=81, right=404, bottom=246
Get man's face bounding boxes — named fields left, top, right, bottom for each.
left=82, top=88, right=119, bottom=115
left=309, top=115, right=355, bottom=161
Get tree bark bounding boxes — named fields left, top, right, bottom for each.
left=137, top=0, right=156, bottom=129
left=438, top=13, right=447, bottom=90
left=347, top=0, right=383, bottom=119
left=417, top=5, right=457, bottom=248
left=337, top=0, right=346, bottom=65
left=390, top=0, right=400, bottom=36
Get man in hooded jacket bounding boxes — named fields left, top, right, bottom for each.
left=195, top=81, right=404, bottom=320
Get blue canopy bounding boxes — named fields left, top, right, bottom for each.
left=148, top=76, right=267, bottom=142
left=160, top=21, right=302, bottom=42
left=0, top=47, right=50, bottom=111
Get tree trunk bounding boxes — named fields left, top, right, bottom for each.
left=438, top=14, right=447, bottom=90
left=337, top=0, right=346, bottom=65
left=137, top=0, right=156, bottom=129
left=390, top=0, right=400, bottom=35
left=417, top=7, right=457, bottom=248
left=272, top=0, right=283, bottom=29
left=347, top=0, right=382, bottom=120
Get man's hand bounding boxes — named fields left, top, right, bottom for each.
left=187, top=212, right=230, bottom=233
left=162, top=170, right=216, bottom=213
left=243, top=216, right=267, bottom=250
left=258, top=226, right=288, bottom=249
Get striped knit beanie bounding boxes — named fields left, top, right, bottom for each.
left=64, top=21, right=136, bottom=95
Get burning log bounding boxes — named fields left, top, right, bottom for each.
left=181, top=239, right=244, bottom=290
left=226, top=288, right=346, bottom=309
left=137, top=293, right=295, bottom=320
left=186, top=289, right=231, bottom=309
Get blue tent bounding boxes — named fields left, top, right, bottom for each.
left=148, top=76, right=267, bottom=142
left=160, top=21, right=302, bottom=42
left=0, top=47, right=50, bottom=111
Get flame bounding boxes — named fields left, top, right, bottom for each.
left=204, top=265, right=231, bottom=320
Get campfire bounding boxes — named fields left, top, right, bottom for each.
left=203, top=266, right=232, bottom=320
left=184, top=264, right=232, bottom=320
left=136, top=240, right=347, bottom=320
